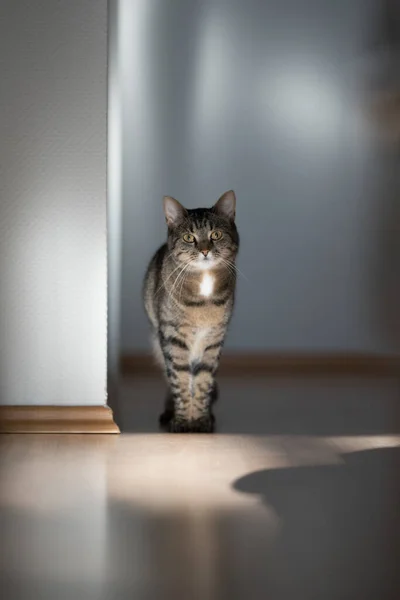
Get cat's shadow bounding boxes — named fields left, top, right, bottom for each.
left=233, top=447, right=400, bottom=600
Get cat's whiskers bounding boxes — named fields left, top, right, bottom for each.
left=175, top=261, right=191, bottom=302
left=169, top=261, right=193, bottom=303
left=216, top=256, right=237, bottom=279
left=155, top=259, right=185, bottom=297
left=178, top=264, right=193, bottom=303
left=218, top=256, right=248, bottom=282
left=167, top=265, right=187, bottom=302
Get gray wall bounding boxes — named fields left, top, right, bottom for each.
left=119, top=0, right=399, bottom=354
left=0, top=0, right=108, bottom=405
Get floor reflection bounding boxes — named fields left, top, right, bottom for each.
left=0, top=429, right=399, bottom=599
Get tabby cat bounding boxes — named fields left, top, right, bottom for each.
left=143, top=190, right=239, bottom=433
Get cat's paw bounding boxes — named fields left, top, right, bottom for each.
left=168, top=414, right=215, bottom=434
left=190, top=415, right=215, bottom=433
left=168, top=418, right=192, bottom=433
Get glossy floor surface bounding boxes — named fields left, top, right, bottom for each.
left=1, top=376, right=400, bottom=599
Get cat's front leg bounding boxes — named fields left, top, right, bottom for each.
left=166, top=364, right=214, bottom=433
left=185, top=333, right=224, bottom=432
left=161, top=361, right=215, bottom=433
left=160, top=326, right=222, bottom=433
left=158, top=327, right=195, bottom=431
left=169, top=344, right=222, bottom=433
left=159, top=383, right=218, bottom=428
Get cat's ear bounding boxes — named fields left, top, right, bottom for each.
left=163, top=196, right=187, bottom=227
left=213, top=190, right=236, bottom=221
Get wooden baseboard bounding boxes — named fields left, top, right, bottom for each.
left=0, top=405, right=120, bottom=434
left=120, top=352, right=400, bottom=377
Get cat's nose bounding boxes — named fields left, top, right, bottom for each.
left=201, top=249, right=209, bottom=257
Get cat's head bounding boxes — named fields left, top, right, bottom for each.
left=163, top=190, right=239, bottom=272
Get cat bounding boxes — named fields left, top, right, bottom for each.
left=143, top=190, right=239, bottom=433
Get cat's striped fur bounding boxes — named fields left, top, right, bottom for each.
left=143, top=191, right=239, bottom=432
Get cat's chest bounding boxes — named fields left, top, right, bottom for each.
left=189, top=273, right=226, bottom=324
left=187, top=303, right=226, bottom=327
left=168, top=270, right=230, bottom=326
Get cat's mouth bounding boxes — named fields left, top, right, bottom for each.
left=193, top=252, right=218, bottom=271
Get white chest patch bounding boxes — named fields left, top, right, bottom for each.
left=199, top=272, right=214, bottom=297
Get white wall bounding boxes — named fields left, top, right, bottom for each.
left=118, top=0, right=400, bottom=355
left=0, top=0, right=108, bottom=405
left=108, top=0, right=123, bottom=408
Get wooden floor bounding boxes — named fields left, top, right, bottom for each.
left=1, top=375, right=400, bottom=599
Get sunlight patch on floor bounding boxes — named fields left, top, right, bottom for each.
left=106, top=433, right=400, bottom=510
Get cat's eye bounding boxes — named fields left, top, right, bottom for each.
left=210, top=230, right=223, bottom=241
left=183, top=233, right=195, bottom=243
